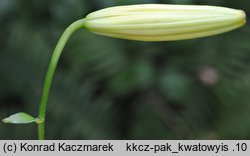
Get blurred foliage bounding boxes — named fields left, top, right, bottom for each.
left=0, top=0, right=250, bottom=139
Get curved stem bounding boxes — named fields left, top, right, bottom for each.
left=37, top=19, right=86, bottom=140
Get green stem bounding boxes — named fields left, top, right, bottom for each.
left=37, top=19, right=86, bottom=140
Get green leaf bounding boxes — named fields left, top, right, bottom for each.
left=2, top=112, right=37, bottom=124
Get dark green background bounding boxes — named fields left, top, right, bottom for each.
left=0, top=0, right=250, bottom=139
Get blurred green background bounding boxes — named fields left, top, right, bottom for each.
left=0, top=0, right=250, bottom=139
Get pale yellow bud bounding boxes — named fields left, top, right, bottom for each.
left=84, top=4, right=246, bottom=41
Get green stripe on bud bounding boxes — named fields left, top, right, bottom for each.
left=85, top=4, right=246, bottom=41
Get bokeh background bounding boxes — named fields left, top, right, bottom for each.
left=0, top=0, right=250, bottom=139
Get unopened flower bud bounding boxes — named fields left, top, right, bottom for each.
left=84, top=4, right=246, bottom=41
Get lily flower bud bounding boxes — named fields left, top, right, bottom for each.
left=84, top=4, right=246, bottom=41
